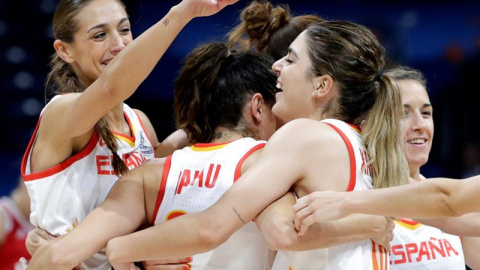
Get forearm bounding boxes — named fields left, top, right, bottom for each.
left=101, top=5, right=193, bottom=100
left=462, top=236, right=480, bottom=269
left=418, top=212, right=480, bottom=236
left=261, top=212, right=386, bottom=251
left=345, top=178, right=466, bottom=219
left=46, top=178, right=146, bottom=267
left=258, top=194, right=384, bottom=251
left=49, top=203, right=144, bottom=267
left=155, top=129, right=188, bottom=158
left=107, top=210, right=236, bottom=264
left=293, top=214, right=388, bottom=250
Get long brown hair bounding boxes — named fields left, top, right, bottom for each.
left=305, top=21, right=409, bottom=188
left=45, top=0, right=128, bottom=176
left=227, top=1, right=324, bottom=60
left=174, top=43, right=278, bottom=144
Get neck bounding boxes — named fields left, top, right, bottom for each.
left=104, top=104, right=129, bottom=134
left=409, top=167, right=421, bottom=181
left=210, top=128, right=245, bottom=144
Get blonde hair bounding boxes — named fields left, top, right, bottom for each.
left=305, top=21, right=409, bottom=188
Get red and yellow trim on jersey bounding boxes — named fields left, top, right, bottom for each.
left=190, top=142, right=230, bottom=152
left=347, top=123, right=362, bottom=134
left=151, top=155, right=172, bottom=224
left=372, top=240, right=389, bottom=270
left=165, top=210, right=187, bottom=221
left=324, top=123, right=357, bottom=192
left=394, top=218, right=422, bottom=230
left=21, top=115, right=101, bottom=181
left=112, top=111, right=137, bottom=147
left=234, top=143, right=265, bottom=182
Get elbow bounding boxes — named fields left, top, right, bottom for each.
left=195, top=220, right=230, bottom=250
left=98, top=72, right=131, bottom=102
left=106, top=237, right=123, bottom=265
left=436, top=181, right=462, bottom=217
left=261, top=220, right=298, bottom=251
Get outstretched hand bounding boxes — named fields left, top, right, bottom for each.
left=176, top=0, right=239, bottom=19
left=293, top=191, right=350, bottom=236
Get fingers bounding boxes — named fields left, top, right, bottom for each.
left=294, top=206, right=314, bottom=233
left=111, top=262, right=140, bottom=270
left=371, top=216, right=395, bottom=252
left=143, top=257, right=192, bottom=266
left=142, top=257, right=192, bottom=270
left=26, top=228, right=56, bottom=255
left=18, top=257, right=28, bottom=270
left=144, top=264, right=190, bottom=270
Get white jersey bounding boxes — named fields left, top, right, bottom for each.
left=272, top=119, right=389, bottom=270
left=21, top=100, right=155, bottom=270
left=153, top=138, right=275, bottom=270
left=390, top=219, right=465, bottom=269
left=390, top=175, right=465, bottom=270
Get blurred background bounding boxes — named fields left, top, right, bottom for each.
left=1, top=0, right=480, bottom=196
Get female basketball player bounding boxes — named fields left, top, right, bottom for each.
left=21, top=0, right=237, bottom=269
left=103, top=20, right=410, bottom=270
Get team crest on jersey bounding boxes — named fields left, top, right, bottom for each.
left=138, top=133, right=154, bottom=155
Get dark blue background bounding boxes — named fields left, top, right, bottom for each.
left=1, top=0, right=480, bottom=195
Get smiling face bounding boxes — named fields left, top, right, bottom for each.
left=60, top=0, right=132, bottom=86
left=399, top=79, right=434, bottom=178
left=271, top=31, right=318, bottom=123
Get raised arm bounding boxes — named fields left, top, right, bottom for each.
left=294, top=176, right=480, bottom=235
left=44, top=0, right=237, bottom=141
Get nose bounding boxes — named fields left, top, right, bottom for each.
left=411, top=111, right=427, bottom=131
left=272, top=57, right=284, bottom=75
left=109, top=32, right=127, bottom=55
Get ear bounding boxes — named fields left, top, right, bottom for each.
left=248, top=93, right=265, bottom=124
left=312, top=74, right=334, bottom=99
left=54, top=39, right=75, bottom=63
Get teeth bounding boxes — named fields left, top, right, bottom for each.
left=408, top=139, right=426, bottom=144
left=276, top=83, right=282, bottom=89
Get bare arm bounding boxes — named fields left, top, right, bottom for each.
left=256, top=192, right=393, bottom=251
left=294, top=176, right=480, bottom=235
left=462, top=236, right=480, bottom=269
left=417, top=212, right=480, bottom=236
left=43, top=2, right=200, bottom=142
left=155, top=129, right=188, bottom=158
left=25, top=159, right=166, bottom=270
left=105, top=119, right=322, bottom=266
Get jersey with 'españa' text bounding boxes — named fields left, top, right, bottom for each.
left=152, top=138, right=275, bottom=270
left=272, top=119, right=389, bottom=270
left=390, top=218, right=465, bottom=270
left=21, top=99, right=155, bottom=270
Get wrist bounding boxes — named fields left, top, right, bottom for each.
left=169, top=3, right=195, bottom=24
left=50, top=240, right=79, bottom=268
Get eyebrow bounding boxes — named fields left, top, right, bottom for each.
left=288, top=48, right=298, bottom=59
left=87, top=17, right=129, bottom=33
left=403, top=103, right=432, bottom=109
